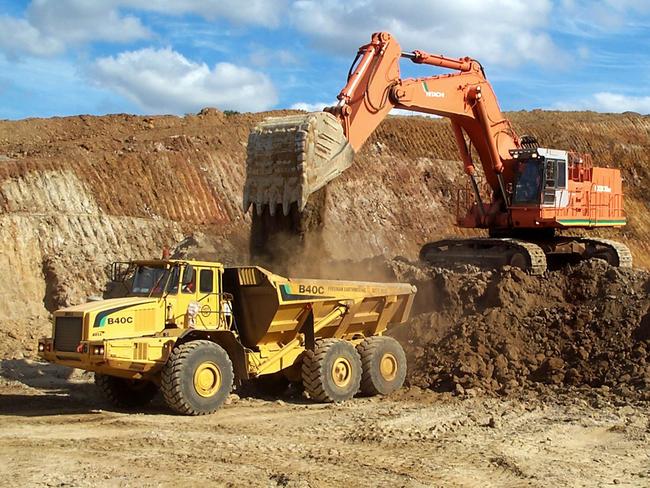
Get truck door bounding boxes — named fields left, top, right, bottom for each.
left=174, top=265, right=220, bottom=329
left=194, top=267, right=220, bottom=329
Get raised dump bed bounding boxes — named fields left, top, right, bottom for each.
left=39, top=259, right=416, bottom=415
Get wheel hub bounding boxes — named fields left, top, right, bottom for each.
left=379, top=353, right=398, bottom=381
left=193, top=361, right=222, bottom=397
left=331, top=357, right=352, bottom=388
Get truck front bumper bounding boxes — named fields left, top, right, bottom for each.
left=37, top=336, right=175, bottom=380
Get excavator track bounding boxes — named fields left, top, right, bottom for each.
left=576, top=237, right=633, bottom=268
left=419, top=238, right=548, bottom=275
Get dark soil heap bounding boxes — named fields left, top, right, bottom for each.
left=388, top=259, right=650, bottom=401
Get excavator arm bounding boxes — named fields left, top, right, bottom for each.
left=244, top=32, right=521, bottom=219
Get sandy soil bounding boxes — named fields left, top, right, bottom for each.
left=0, top=360, right=647, bottom=488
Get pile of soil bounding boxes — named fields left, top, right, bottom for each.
left=388, top=259, right=650, bottom=401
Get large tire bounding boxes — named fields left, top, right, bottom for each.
left=161, top=340, right=234, bottom=415
left=94, top=373, right=158, bottom=409
left=302, top=338, right=362, bottom=403
left=357, top=336, right=407, bottom=396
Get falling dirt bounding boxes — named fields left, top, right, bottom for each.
left=249, top=187, right=330, bottom=275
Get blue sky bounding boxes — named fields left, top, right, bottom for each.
left=0, top=0, right=648, bottom=120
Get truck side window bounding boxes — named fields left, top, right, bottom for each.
left=182, top=266, right=195, bottom=294
left=200, top=269, right=214, bottom=293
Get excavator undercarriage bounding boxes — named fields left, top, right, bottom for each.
left=419, top=236, right=632, bottom=275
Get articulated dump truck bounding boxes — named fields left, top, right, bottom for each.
left=38, top=259, right=416, bottom=415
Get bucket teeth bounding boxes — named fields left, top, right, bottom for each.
left=243, top=111, right=355, bottom=213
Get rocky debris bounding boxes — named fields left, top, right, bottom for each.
left=388, top=259, right=650, bottom=402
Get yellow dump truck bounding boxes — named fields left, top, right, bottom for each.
left=38, top=259, right=416, bottom=415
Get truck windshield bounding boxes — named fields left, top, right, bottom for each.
left=513, top=160, right=544, bottom=204
left=132, top=265, right=180, bottom=296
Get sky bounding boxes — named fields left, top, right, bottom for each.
left=0, top=0, right=648, bottom=120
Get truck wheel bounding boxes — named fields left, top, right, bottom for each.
left=302, top=338, right=362, bottom=403
left=94, top=373, right=158, bottom=409
left=357, top=336, right=407, bottom=396
left=161, top=340, right=234, bottom=415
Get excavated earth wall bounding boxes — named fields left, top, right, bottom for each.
left=0, top=109, right=648, bottom=365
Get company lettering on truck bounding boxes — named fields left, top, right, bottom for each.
left=298, top=285, right=325, bottom=295
left=107, top=317, right=133, bottom=325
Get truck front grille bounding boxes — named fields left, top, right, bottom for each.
left=54, top=317, right=83, bottom=352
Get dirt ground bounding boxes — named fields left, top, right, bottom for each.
left=0, top=360, right=647, bottom=488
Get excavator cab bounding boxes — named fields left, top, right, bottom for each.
left=511, top=148, right=569, bottom=208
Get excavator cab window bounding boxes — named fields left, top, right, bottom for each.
left=513, top=159, right=544, bottom=204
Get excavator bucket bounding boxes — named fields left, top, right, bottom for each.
left=243, top=112, right=355, bottom=215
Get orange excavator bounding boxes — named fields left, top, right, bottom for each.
left=244, top=32, right=631, bottom=274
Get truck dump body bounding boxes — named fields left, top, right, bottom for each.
left=223, top=266, right=415, bottom=350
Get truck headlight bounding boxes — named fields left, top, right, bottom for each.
left=38, top=342, right=45, bottom=353
left=92, top=345, right=105, bottom=355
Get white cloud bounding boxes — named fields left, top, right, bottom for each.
left=290, top=101, right=334, bottom=112
left=0, top=1, right=150, bottom=58
left=91, top=47, right=278, bottom=114
left=557, top=0, right=650, bottom=34
left=0, top=15, right=64, bottom=58
left=27, top=0, right=150, bottom=44
left=289, top=0, right=561, bottom=67
left=554, top=92, right=650, bottom=114
left=126, top=0, right=288, bottom=28
left=0, top=0, right=289, bottom=58
left=592, top=93, right=650, bottom=113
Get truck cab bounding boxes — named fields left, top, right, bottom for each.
left=127, top=259, right=228, bottom=330
left=39, top=259, right=230, bottom=371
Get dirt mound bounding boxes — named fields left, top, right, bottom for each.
left=388, top=259, right=650, bottom=401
